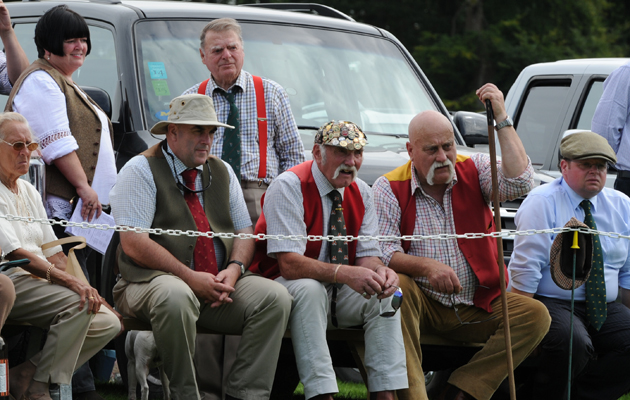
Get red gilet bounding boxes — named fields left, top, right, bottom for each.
left=249, top=161, right=365, bottom=279
left=384, top=157, right=503, bottom=312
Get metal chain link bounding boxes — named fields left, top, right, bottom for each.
left=3, top=213, right=630, bottom=242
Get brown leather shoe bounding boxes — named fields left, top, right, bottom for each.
left=438, top=384, right=474, bottom=400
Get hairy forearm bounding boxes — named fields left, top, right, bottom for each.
left=277, top=251, right=337, bottom=282
left=228, top=226, right=254, bottom=267
left=388, top=251, right=438, bottom=277
left=497, top=127, right=529, bottom=178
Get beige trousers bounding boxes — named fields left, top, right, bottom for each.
left=240, top=182, right=268, bottom=227
left=0, top=273, right=16, bottom=329
left=396, top=274, right=551, bottom=400
left=8, top=274, right=120, bottom=384
left=113, top=272, right=292, bottom=400
left=189, top=181, right=269, bottom=400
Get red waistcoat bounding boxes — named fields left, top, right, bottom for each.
left=250, top=161, right=365, bottom=279
left=384, top=157, right=503, bottom=312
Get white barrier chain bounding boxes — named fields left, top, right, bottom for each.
left=3, top=213, right=630, bottom=242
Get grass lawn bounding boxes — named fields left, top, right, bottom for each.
left=96, top=380, right=368, bottom=400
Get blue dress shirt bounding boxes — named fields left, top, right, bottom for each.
left=510, top=178, right=630, bottom=301
left=592, top=61, right=630, bottom=171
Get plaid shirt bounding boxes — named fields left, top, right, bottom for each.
left=0, top=52, right=12, bottom=95
left=373, top=153, right=534, bottom=306
left=183, top=70, right=305, bottom=184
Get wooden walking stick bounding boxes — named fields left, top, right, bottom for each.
left=485, top=99, right=517, bottom=400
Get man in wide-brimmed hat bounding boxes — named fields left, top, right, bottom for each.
left=510, top=130, right=630, bottom=399
left=110, top=94, right=292, bottom=400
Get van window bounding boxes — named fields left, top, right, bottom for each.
left=514, top=80, right=572, bottom=167
left=135, top=20, right=436, bottom=140
left=575, top=80, right=604, bottom=130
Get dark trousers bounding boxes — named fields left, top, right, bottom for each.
left=614, top=175, right=630, bottom=198
left=533, top=295, right=630, bottom=400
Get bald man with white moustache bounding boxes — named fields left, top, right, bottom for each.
left=373, top=84, right=551, bottom=400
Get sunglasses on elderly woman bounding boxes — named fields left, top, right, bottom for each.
left=0, top=138, right=39, bottom=151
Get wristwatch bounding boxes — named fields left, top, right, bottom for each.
left=495, top=115, right=513, bottom=131
left=227, top=260, right=245, bottom=275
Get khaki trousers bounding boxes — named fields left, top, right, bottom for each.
left=240, top=182, right=268, bottom=227
left=396, top=274, right=551, bottom=400
left=189, top=181, right=269, bottom=400
left=0, top=273, right=15, bottom=329
left=113, top=272, right=292, bottom=400
left=8, top=274, right=120, bottom=384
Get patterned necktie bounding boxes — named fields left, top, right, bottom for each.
left=220, top=91, right=241, bottom=181
left=181, top=169, right=218, bottom=275
left=329, top=190, right=349, bottom=266
left=580, top=200, right=607, bottom=330
left=329, top=190, right=348, bottom=327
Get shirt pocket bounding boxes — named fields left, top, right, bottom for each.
left=600, top=234, right=630, bottom=270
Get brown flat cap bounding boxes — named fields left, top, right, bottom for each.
left=560, top=131, right=617, bottom=164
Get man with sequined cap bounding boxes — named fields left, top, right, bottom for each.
left=373, top=83, right=551, bottom=400
left=249, top=120, right=408, bottom=400
left=509, top=130, right=630, bottom=400
left=109, top=94, right=292, bottom=400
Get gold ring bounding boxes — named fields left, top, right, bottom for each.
left=361, top=292, right=368, bottom=298
left=88, top=296, right=94, bottom=299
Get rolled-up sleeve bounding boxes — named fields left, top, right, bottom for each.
left=12, top=71, right=78, bottom=164
left=372, top=175, right=404, bottom=266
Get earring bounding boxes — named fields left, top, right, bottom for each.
left=47, top=56, right=50, bottom=60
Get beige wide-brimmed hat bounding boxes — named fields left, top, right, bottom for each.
left=150, top=94, right=233, bottom=135
left=550, top=217, right=593, bottom=290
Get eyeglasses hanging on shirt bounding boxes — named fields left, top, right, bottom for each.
left=162, top=140, right=211, bottom=193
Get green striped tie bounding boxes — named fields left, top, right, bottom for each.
left=580, top=200, right=607, bottom=330
left=220, top=91, right=241, bottom=180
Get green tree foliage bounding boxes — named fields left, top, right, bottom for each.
left=224, top=0, right=628, bottom=110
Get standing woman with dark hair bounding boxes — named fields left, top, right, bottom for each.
left=4, top=5, right=118, bottom=400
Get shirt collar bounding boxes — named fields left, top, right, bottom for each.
left=312, top=161, right=345, bottom=199
left=209, top=70, right=249, bottom=94
left=559, top=177, right=599, bottom=213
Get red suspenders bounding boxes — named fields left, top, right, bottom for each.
left=197, top=76, right=267, bottom=180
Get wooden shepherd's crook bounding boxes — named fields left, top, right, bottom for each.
left=485, top=99, right=517, bottom=400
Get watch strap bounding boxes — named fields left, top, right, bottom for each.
left=227, top=260, right=245, bottom=275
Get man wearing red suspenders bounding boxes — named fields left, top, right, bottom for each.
left=182, top=18, right=305, bottom=399
left=183, top=17, right=305, bottom=226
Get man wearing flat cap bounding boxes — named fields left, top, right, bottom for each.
left=250, top=120, right=408, bottom=400
left=510, top=130, right=630, bottom=399
left=109, top=94, right=292, bottom=400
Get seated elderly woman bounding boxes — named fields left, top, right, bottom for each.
left=0, top=112, right=120, bottom=400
